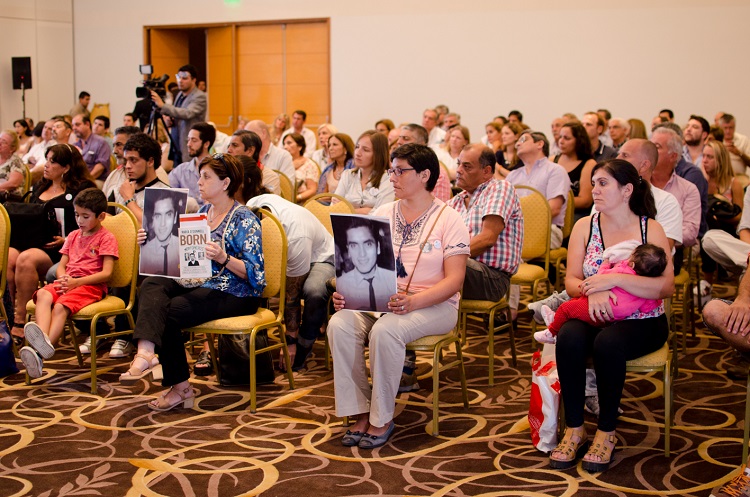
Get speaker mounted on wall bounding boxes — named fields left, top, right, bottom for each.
left=12, top=57, right=32, bottom=90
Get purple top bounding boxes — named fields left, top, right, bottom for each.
left=76, top=133, right=111, bottom=181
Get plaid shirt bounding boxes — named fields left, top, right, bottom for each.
left=432, top=167, right=452, bottom=202
left=448, top=178, right=523, bottom=275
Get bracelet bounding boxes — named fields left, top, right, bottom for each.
left=284, top=334, right=298, bottom=346
left=123, top=197, right=135, bottom=206
left=218, top=254, right=231, bottom=269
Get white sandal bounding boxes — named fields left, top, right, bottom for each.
left=119, top=353, right=159, bottom=385
left=148, top=385, right=195, bottom=412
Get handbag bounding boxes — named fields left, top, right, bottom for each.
left=528, top=343, right=560, bottom=453
left=176, top=205, right=239, bottom=288
left=708, top=194, right=741, bottom=221
left=0, top=320, right=19, bottom=378
left=217, top=331, right=275, bottom=386
left=5, top=192, right=60, bottom=252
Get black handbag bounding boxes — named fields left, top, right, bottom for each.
left=0, top=320, right=19, bottom=378
left=5, top=193, right=60, bottom=252
left=708, top=194, right=741, bottom=221
left=217, top=332, right=275, bottom=386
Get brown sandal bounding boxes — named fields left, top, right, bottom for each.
left=581, top=430, right=617, bottom=473
left=549, top=426, right=588, bottom=470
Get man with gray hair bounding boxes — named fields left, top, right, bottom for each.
left=397, top=124, right=452, bottom=202
left=442, top=112, right=461, bottom=131
left=422, top=108, right=446, bottom=147
left=607, top=117, right=630, bottom=150
left=719, top=113, right=750, bottom=174
left=244, top=120, right=295, bottom=181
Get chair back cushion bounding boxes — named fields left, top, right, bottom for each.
left=303, top=194, right=354, bottom=235
left=260, top=213, right=285, bottom=299
left=516, top=187, right=551, bottom=260
left=102, top=209, right=137, bottom=288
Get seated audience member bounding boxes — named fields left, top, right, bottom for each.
left=72, top=114, right=111, bottom=183
left=447, top=144, right=523, bottom=301
left=628, top=118, right=648, bottom=139
left=0, top=130, right=25, bottom=195
left=719, top=113, right=750, bottom=175
left=269, top=113, right=290, bottom=147
left=123, top=113, right=137, bottom=127
left=397, top=124, right=452, bottom=202
left=422, top=108, right=446, bottom=147
left=553, top=121, right=596, bottom=220
left=335, top=130, right=393, bottom=213
left=683, top=115, right=710, bottom=169
left=311, top=124, right=337, bottom=170
left=582, top=112, right=617, bottom=163
left=494, top=122, right=524, bottom=179
left=245, top=120, right=295, bottom=181
left=169, top=122, right=215, bottom=207
left=442, top=112, right=460, bottom=131
left=119, top=154, right=266, bottom=411
left=317, top=133, right=354, bottom=195
left=659, top=109, right=674, bottom=122
left=70, top=91, right=91, bottom=119
left=243, top=171, right=335, bottom=371
left=282, top=132, right=319, bottom=204
left=92, top=115, right=112, bottom=147
left=701, top=140, right=746, bottom=284
left=550, top=159, right=673, bottom=473
left=227, top=129, right=280, bottom=195
left=484, top=122, right=503, bottom=152
left=435, top=104, right=450, bottom=127
left=280, top=110, right=316, bottom=159
left=7, top=144, right=96, bottom=345
left=328, top=143, right=469, bottom=448
left=608, top=118, right=630, bottom=150
left=19, top=189, right=118, bottom=378
left=549, top=117, right=565, bottom=157
left=375, top=119, right=395, bottom=136
left=14, top=119, right=34, bottom=156
left=23, top=120, right=56, bottom=171
left=508, top=110, right=523, bottom=125
left=102, top=125, right=143, bottom=203
left=535, top=242, right=667, bottom=344
left=435, top=125, right=469, bottom=180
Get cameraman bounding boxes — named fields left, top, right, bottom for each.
left=149, top=64, right=206, bottom=165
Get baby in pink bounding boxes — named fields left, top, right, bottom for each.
left=534, top=242, right=667, bottom=344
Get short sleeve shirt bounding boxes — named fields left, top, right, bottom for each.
left=0, top=154, right=25, bottom=195
left=60, top=227, right=119, bottom=293
left=506, top=157, right=571, bottom=227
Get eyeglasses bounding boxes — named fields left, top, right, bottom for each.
left=517, top=135, right=529, bottom=145
left=387, top=167, right=416, bottom=177
left=175, top=72, right=191, bottom=80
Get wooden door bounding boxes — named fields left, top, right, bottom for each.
left=206, top=26, right=235, bottom=134
left=147, top=29, right=189, bottom=84
left=286, top=22, right=329, bottom=127
left=236, top=24, right=284, bottom=126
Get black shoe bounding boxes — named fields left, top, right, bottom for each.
left=728, top=363, right=750, bottom=381
left=292, top=343, right=312, bottom=371
left=492, top=316, right=517, bottom=335
left=193, top=350, right=213, bottom=376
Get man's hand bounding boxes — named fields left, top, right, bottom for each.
left=119, top=181, right=136, bottom=204
left=150, top=91, right=165, bottom=109
left=726, top=298, right=750, bottom=337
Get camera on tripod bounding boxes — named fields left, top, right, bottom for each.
left=135, top=64, right=169, bottom=101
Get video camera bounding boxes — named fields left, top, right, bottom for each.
left=135, top=64, right=169, bottom=100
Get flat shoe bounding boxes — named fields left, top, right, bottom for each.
left=24, top=322, right=54, bottom=359
left=341, top=429, right=366, bottom=447
left=358, top=422, right=395, bottom=449
left=193, top=350, right=213, bottom=376
left=119, top=352, right=159, bottom=385
left=19, top=346, right=43, bottom=379
left=148, top=385, right=195, bottom=412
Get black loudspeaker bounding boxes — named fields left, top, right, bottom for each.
left=11, top=57, right=32, bottom=90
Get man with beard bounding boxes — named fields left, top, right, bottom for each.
left=168, top=122, right=215, bottom=206
left=683, top=115, right=710, bottom=168
left=118, top=133, right=169, bottom=226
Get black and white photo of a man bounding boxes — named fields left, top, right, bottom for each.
left=332, top=215, right=396, bottom=312
left=139, top=188, right=187, bottom=277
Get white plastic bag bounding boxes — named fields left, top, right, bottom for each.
left=528, top=343, right=560, bottom=452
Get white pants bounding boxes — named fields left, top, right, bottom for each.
left=702, top=229, right=750, bottom=274
left=328, top=302, right=458, bottom=427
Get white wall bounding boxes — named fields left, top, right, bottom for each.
left=0, top=0, right=73, bottom=129
left=10, top=0, right=750, bottom=142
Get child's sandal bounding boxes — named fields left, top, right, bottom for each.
left=581, top=430, right=617, bottom=473
left=549, top=426, right=588, bottom=469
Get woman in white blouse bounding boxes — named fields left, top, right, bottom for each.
left=283, top=132, right=319, bottom=204
left=334, top=130, right=394, bottom=214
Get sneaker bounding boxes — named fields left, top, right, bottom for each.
left=79, top=335, right=111, bottom=355
left=711, top=464, right=750, bottom=496
left=528, top=291, right=569, bottom=324
left=24, top=322, right=54, bottom=360
left=109, top=339, right=134, bottom=358
left=541, top=305, right=556, bottom=327
left=19, top=346, right=44, bottom=379
left=693, top=280, right=713, bottom=307
left=398, top=371, right=420, bottom=392
left=533, top=328, right=556, bottom=344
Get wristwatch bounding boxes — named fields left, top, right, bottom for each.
left=218, top=253, right=231, bottom=269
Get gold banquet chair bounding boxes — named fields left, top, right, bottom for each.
left=184, top=209, right=295, bottom=413
left=510, top=186, right=552, bottom=312
left=544, top=190, right=575, bottom=293
left=303, top=193, right=355, bottom=236
left=26, top=204, right=140, bottom=393
left=278, top=172, right=296, bottom=204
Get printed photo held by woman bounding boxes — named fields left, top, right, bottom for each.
left=119, top=154, right=266, bottom=411
left=328, top=143, right=470, bottom=449
left=549, top=159, right=674, bottom=473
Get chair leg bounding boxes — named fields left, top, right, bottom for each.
left=249, top=331, right=258, bottom=413
left=455, top=340, right=469, bottom=410
left=431, top=343, right=441, bottom=436
left=207, top=337, right=220, bottom=383
left=279, top=327, right=295, bottom=390
left=744, top=373, right=750, bottom=464
left=663, top=357, right=672, bottom=457
left=487, top=310, right=495, bottom=387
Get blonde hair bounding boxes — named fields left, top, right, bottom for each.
left=1, top=130, right=19, bottom=152
left=705, top=140, right=734, bottom=193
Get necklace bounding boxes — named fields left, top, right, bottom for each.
left=208, top=201, right=233, bottom=223
left=394, top=201, right=435, bottom=278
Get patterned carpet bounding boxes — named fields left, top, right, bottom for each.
left=0, top=283, right=747, bottom=497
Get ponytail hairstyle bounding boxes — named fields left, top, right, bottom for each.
left=592, top=158, right=656, bottom=219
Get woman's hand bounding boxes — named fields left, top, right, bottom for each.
left=580, top=273, right=618, bottom=296
left=587, top=291, right=616, bottom=323
left=204, top=241, right=226, bottom=263
left=332, top=291, right=346, bottom=312
left=388, top=292, right=414, bottom=315
left=136, top=228, right=147, bottom=245
left=43, top=236, right=65, bottom=249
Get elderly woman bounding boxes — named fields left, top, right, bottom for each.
left=8, top=144, right=95, bottom=344
left=329, top=143, right=470, bottom=448
left=317, top=133, right=353, bottom=195
left=311, top=123, right=337, bottom=170
left=550, top=159, right=673, bottom=472
left=553, top=121, right=597, bottom=219
left=334, top=130, right=393, bottom=214
left=119, top=154, right=265, bottom=411
left=0, top=130, right=25, bottom=195
left=282, top=132, right=319, bottom=204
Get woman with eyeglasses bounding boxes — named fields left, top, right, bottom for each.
left=328, top=143, right=470, bottom=449
left=333, top=130, right=394, bottom=214
left=119, top=154, right=266, bottom=411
